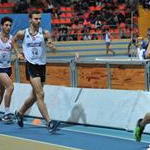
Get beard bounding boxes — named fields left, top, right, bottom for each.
left=34, top=23, right=40, bottom=29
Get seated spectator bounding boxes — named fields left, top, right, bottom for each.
left=53, top=6, right=61, bottom=18
left=127, top=34, right=138, bottom=57
left=96, top=0, right=101, bottom=6
left=143, top=0, right=150, bottom=8
left=51, top=0, right=139, bottom=41
left=83, top=34, right=92, bottom=40
left=147, top=27, right=150, bottom=38
left=14, top=0, right=29, bottom=13
left=137, top=36, right=148, bottom=60
left=120, top=29, right=127, bottom=39
left=37, top=0, right=54, bottom=13
left=95, top=17, right=102, bottom=29
left=58, top=29, right=68, bottom=41
left=1, top=0, right=8, bottom=3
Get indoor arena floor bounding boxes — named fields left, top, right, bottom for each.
left=0, top=55, right=149, bottom=150
left=0, top=118, right=149, bottom=150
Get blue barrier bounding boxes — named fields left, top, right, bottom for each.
left=0, top=13, right=51, bottom=35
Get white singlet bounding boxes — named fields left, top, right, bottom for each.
left=105, top=32, right=111, bottom=43
left=22, top=27, right=47, bottom=65
left=0, top=34, right=13, bottom=68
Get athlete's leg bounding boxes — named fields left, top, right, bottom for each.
left=140, top=112, right=150, bottom=127
left=0, top=73, right=14, bottom=123
left=15, top=89, right=36, bottom=127
left=29, top=76, right=51, bottom=123
left=134, top=112, right=150, bottom=142
left=0, top=73, right=14, bottom=111
left=107, top=44, right=115, bottom=55
left=0, top=83, right=5, bottom=105
left=106, top=43, right=109, bottom=54
left=18, top=89, right=36, bottom=115
left=128, top=42, right=132, bottom=55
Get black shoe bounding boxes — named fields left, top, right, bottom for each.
left=128, top=54, right=131, bottom=57
left=2, top=113, right=14, bottom=124
left=15, top=110, right=24, bottom=127
left=48, top=120, right=60, bottom=134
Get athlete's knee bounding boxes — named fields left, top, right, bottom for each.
left=6, top=84, right=14, bottom=94
left=37, top=90, right=45, bottom=99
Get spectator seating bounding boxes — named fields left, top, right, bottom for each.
left=0, top=2, right=16, bottom=14
left=51, top=1, right=138, bottom=41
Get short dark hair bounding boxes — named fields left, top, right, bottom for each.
left=1, top=17, right=13, bottom=25
left=29, top=10, right=41, bottom=18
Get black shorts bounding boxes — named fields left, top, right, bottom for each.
left=0, top=67, right=12, bottom=77
left=25, top=62, right=46, bottom=82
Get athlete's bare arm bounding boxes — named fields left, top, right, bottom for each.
left=43, top=30, right=57, bottom=52
left=145, top=42, right=150, bottom=58
left=12, top=30, right=25, bottom=60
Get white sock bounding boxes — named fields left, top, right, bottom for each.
left=5, top=107, right=10, bottom=115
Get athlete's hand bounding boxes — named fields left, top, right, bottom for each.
left=47, top=39, right=53, bottom=47
left=51, top=46, right=57, bottom=52
left=75, top=52, right=80, bottom=62
left=17, top=53, right=24, bottom=60
left=47, top=39, right=57, bottom=52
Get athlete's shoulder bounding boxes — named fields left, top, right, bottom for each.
left=14, top=29, right=25, bottom=36
left=14, top=29, right=26, bottom=40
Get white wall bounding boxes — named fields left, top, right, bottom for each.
left=1, top=83, right=150, bottom=133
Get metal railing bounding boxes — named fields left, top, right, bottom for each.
left=13, top=57, right=150, bottom=91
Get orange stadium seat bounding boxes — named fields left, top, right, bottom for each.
left=59, top=18, right=66, bottom=24
left=89, top=6, right=95, bottom=11
left=97, top=29, right=102, bottom=35
left=119, top=22, right=126, bottom=29
left=66, top=13, right=72, bottom=18
left=118, top=4, right=126, bottom=10
left=51, top=19, right=59, bottom=24
left=37, top=8, right=42, bottom=12
left=2, top=2, right=15, bottom=8
left=77, top=33, right=83, bottom=40
left=95, top=6, right=102, bottom=11
left=60, top=13, right=66, bottom=18
left=90, top=24, right=95, bottom=29
left=27, top=7, right=37, bottom=12
left=0, top=9, right=12, bottom=14
left=65, top=18, right=71, bottom=24
left=111, top=28, right=120, bottom=39
left=66, top=7, right=72, bottom=11
left=60, top=7, right=66, bottom=12
left=97, top=35, right=101, bottom=40
left=90, top=29, right=96, bottom=35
